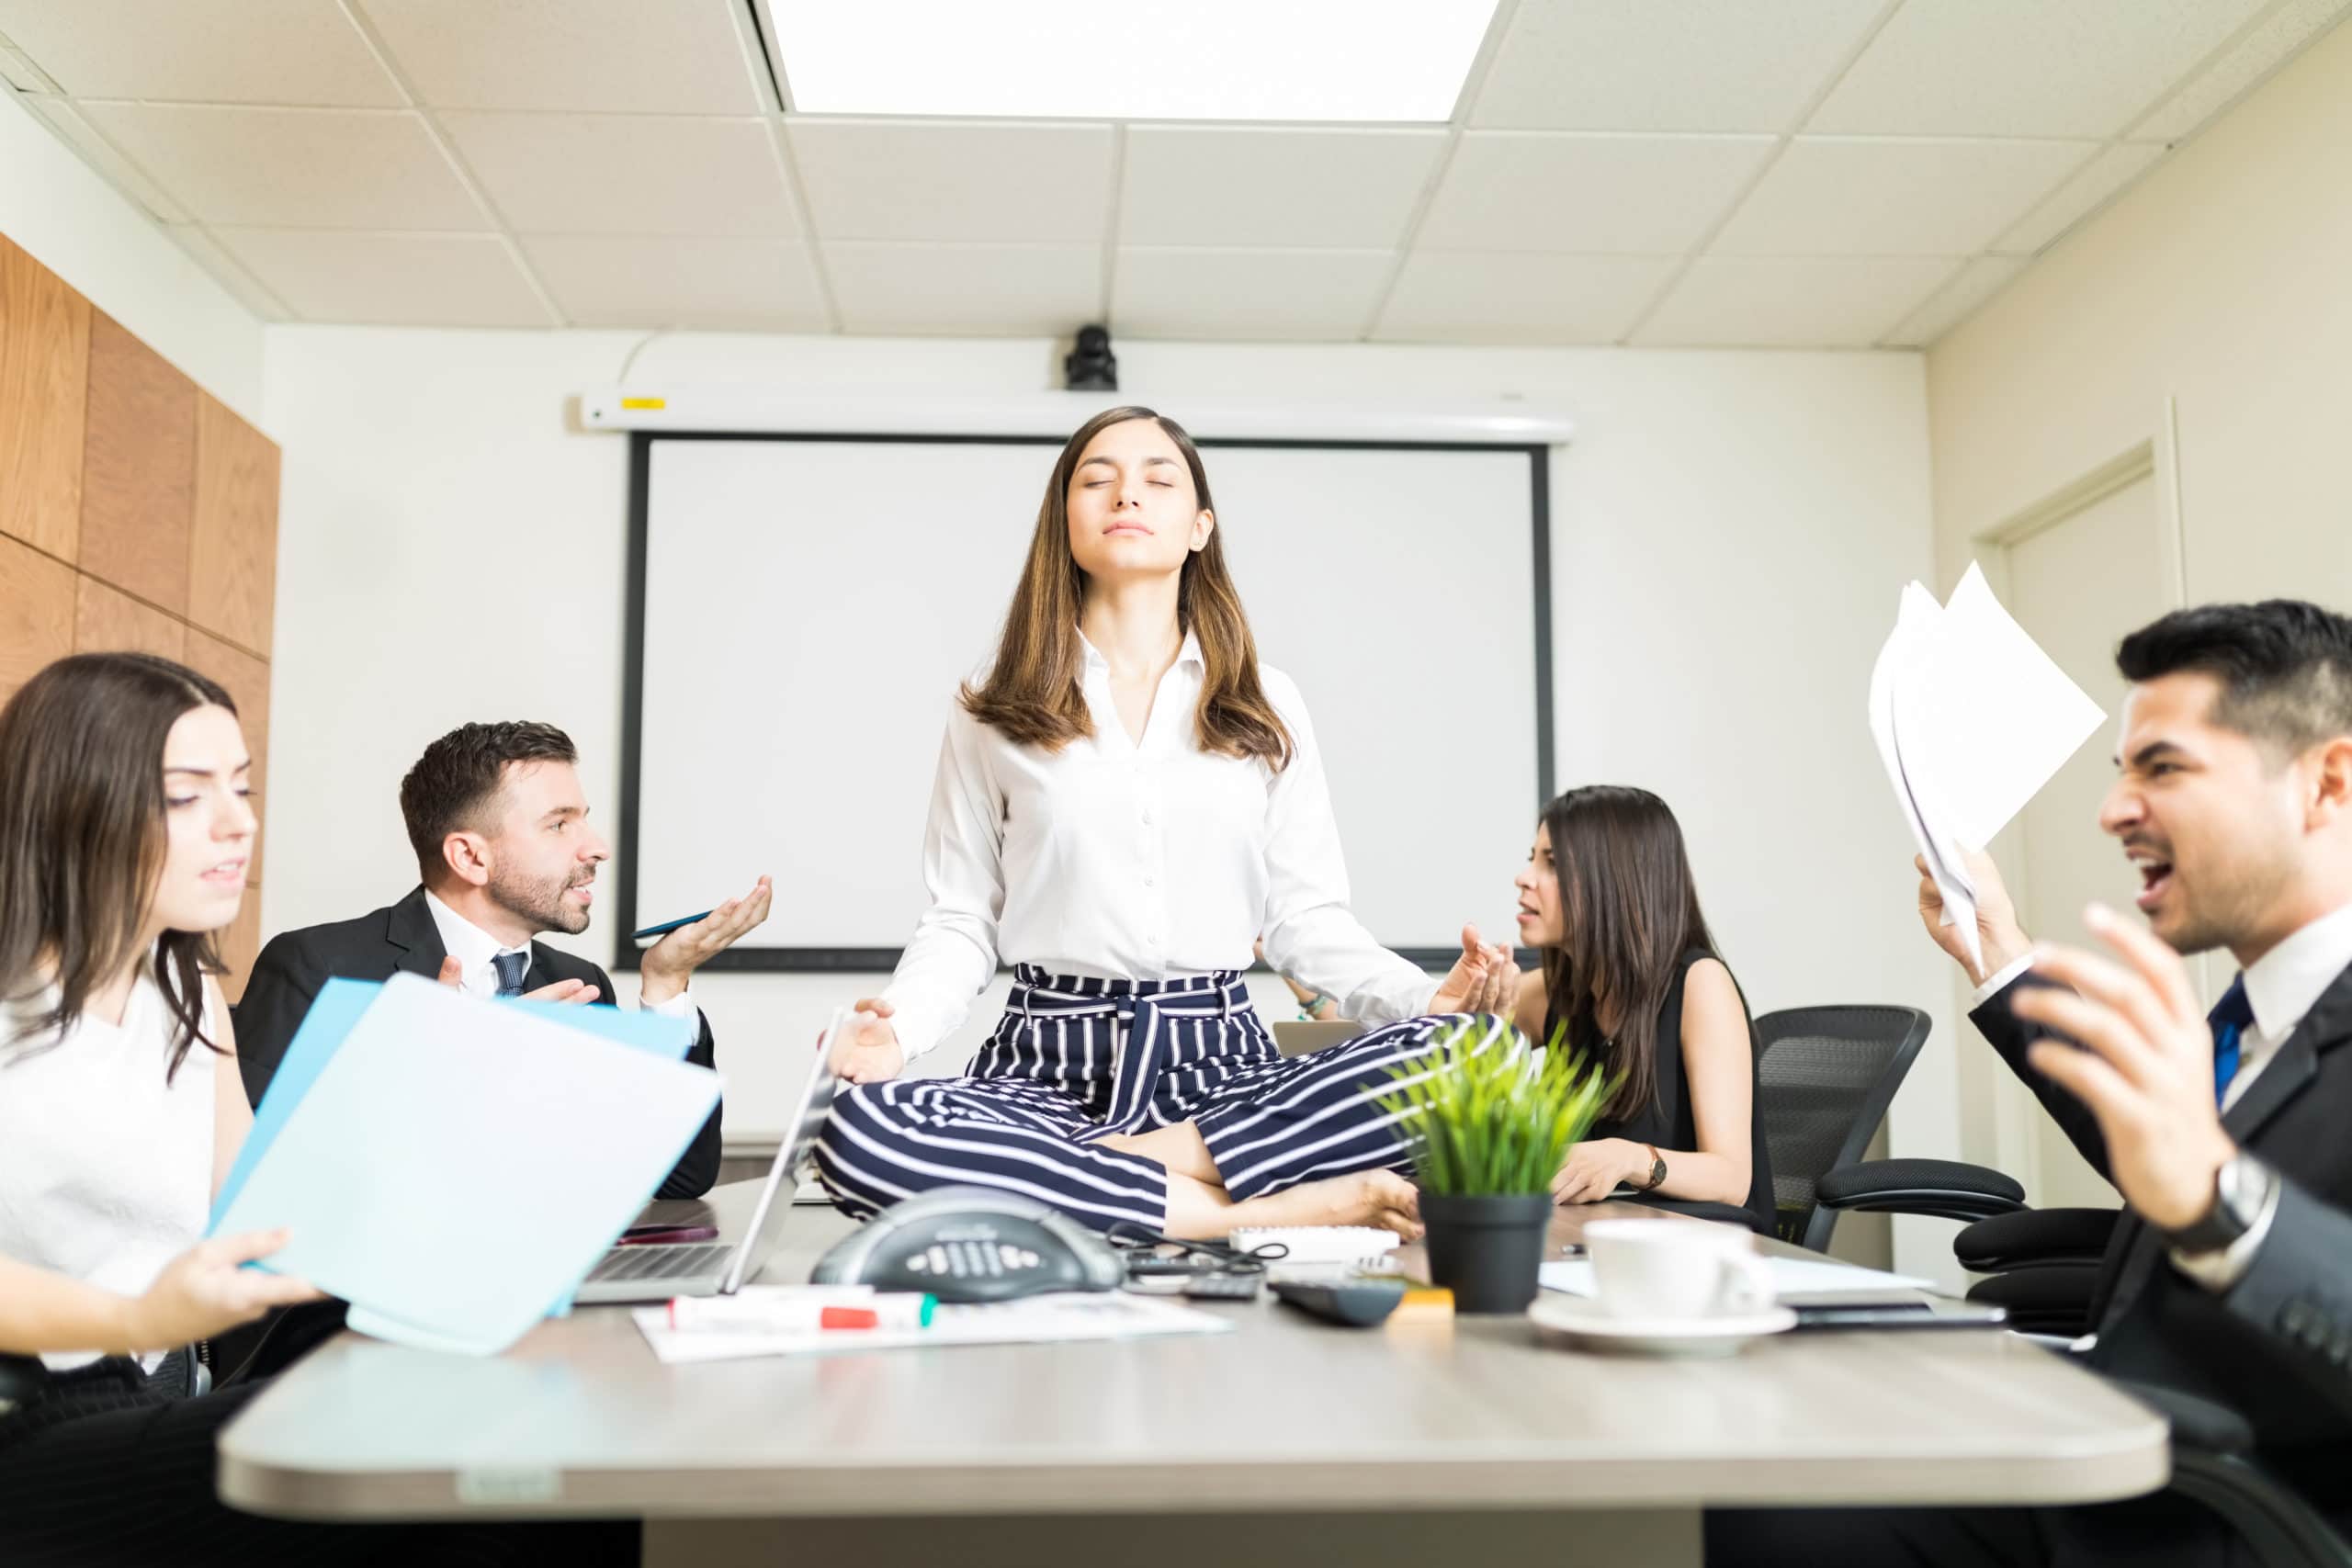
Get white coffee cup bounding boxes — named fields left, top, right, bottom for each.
left=1583, top=1219, right=1775, bottom=1322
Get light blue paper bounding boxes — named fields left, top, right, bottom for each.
left=209, top=974, right=721, bottom=1355
left=500, top=995, right=695, bottom=1059
left=210, top=981, right=694, bottom=1235
left=210, top=976, right=380, bottom=1232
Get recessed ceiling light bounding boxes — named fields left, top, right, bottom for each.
left=763, top=0, right=1500, bottom=122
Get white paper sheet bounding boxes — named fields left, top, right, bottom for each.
left=632, top=1290, right=1235, bottom=1363
left=211, top=974, right=723, bottom=1356
left=1539, top=1258, right=1934, bottom=1299
left=1868, top=562, right=2106, bottom=971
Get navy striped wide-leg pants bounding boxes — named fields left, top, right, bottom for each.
left=815, top=967, right=1476, bottom=1231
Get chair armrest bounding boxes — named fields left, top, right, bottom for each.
left=1815, top=1158, right=2029, bottom=1223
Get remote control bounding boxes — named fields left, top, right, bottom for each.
left=1272, top=1278, right=1406, bottom=1326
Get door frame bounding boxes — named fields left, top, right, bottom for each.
left=1962, top=399, right=2191, bottom=1201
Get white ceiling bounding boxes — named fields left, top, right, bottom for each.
left=0, top=0, right=2345, bottom=349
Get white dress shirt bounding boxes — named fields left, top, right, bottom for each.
left=424, top=890, right=697, bottom=1025
left=0, top=971, right=215, bottom=1370
left=1975, top=897, right=2352, bottom=1290
left=881, top=631, right=1434, bottom=1061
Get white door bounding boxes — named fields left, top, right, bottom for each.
left=2001, top=470, right=2192, bottom=1209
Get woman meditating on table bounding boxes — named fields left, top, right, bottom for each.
left=1504, top=785, right=1776, bottom=1235
left=813, top=405, right=1520, bottom=1239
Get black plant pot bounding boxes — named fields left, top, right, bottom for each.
left=1419, top=1191, right=1555, bottom=1314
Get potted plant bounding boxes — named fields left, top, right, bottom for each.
left=1375, top=1015, right=1617, bottom=1314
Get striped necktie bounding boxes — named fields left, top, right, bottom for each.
left=2210, top=976, right=2253, bottom=1109
left=491, top=950, right=531, bottom=998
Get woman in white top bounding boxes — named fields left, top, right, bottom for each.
left=817, top=407, right=1519, bottom=1238
left=0, top=652, right=629, bottom=1565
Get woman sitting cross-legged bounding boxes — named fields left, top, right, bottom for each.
left=812, top=406, right=1522, bottom=1240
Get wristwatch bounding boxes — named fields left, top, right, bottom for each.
left=2165, top=1152, right=2273, bottom=1255
left=1639, top=1143, right=1668, bottom=1192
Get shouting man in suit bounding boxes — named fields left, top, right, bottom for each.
left=235, top=721, right=771, bottom=1200
left=1714, top=599, right=2352, bottom=1567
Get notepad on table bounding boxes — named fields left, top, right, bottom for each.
left=632, top=1291, right=1234, bottom=1364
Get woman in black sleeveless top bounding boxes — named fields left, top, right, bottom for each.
left=1508, top=785, right=1776, bottom=1235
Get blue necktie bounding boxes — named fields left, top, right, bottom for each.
left=490, top=950, right=530, bottom=998
left=2210, top=976, right=2253, bottom=1108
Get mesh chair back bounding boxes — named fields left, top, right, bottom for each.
left=1754, top=1005, right=1933, bottom=1250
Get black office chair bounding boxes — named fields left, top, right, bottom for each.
left=2109, top=1377, right=2352, bottom=1568
left=1750, top=1004, right=2030, bottom=1252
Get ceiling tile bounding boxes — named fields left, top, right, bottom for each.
left=0, top=0, right=401, bottom=105
left=1117, top=128, right=1444, bottom=249
left=165, top=227, right=294, bottom=321
left=1882, top=255, right=2027, bottom=346
left=824, top=243, right=1099, bottom=336
left=1473, top=0, right=1885, bottom=131
left=1375, top=251, right=1678, bottom=344
left=1634, top=254, right=1960, bottom=346
left=1809, top=0, right=2272, bottom=138
left=788, top=118, right=1114, bottom=243
left=210, top=229, right=552, bottom=326
left=1992, top=142, right=2165, bottom=255
left=76, top=104, right=487, bottom=230
left=1712, top=137, right=2094, bottom=256
left=522, top=234, right=829, bottom=329
left=441, top=113, right=797, bottom=237
left=2132, top=0, right=2352, bottom=141
left=24, top=97, right=191, bottom=223
left=1418, top=132, right=1775, bottom=253
left=356, top=0, right=764, bottom=113
left=1113, top=248, right=1390, bottom=340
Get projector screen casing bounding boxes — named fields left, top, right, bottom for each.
left=617, top=430, right=1554, bottom=973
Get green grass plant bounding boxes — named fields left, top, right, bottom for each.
left=1374, top=1015, right=1619, bottom=1197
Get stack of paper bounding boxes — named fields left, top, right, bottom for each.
left=209, top=974, right=720, bottom=1356
left=1868, top=562, right=2106, bottom=971
left=632, top=1291, right=1234, bottom=1364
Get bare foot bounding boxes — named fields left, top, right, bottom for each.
left=1241, top=1169, right=1423, bottom=1240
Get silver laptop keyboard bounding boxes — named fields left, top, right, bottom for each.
left=583, top=1243, right=733, bottom=1283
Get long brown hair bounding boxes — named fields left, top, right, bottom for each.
left=1537, top=785, right=1722, bottom=1122
left=0, top=653, right=239, bottom=1080
left=959, top=405, right=1293, bottom=769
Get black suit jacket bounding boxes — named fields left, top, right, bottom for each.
left=232, top=886, right=722, bottom=1200
left=1974, top=961, right=2352, bottom=1484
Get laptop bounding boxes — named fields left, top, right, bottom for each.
left=572, top=1008, right=845, bottom=1305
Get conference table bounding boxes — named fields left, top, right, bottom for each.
left=218, top=1181, right=2168, bottom=1568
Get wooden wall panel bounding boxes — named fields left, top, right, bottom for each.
left=74, top=572, right=186, bottom=662
left=0, top=237, right=89, bottom=563
left=182, top=627, right=269, bottom=888
left=5, top=222, right=279, bottom=998
left=0, top=533, right=75, bottom=703
left=183, top=627, right=270, bottom=795
left=79, top=311, right=196, bottom=615
left=188, top=393, right=278, bottom=654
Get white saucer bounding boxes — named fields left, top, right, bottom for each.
left=1528, top=1293, right=1797, bottom=1358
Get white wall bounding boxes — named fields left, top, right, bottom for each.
left=1923, top=17, right=2352, bottom=1177
left=0, top=89, right=264, bottom=423
left=262, top=325, right=1955, bottom=1272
